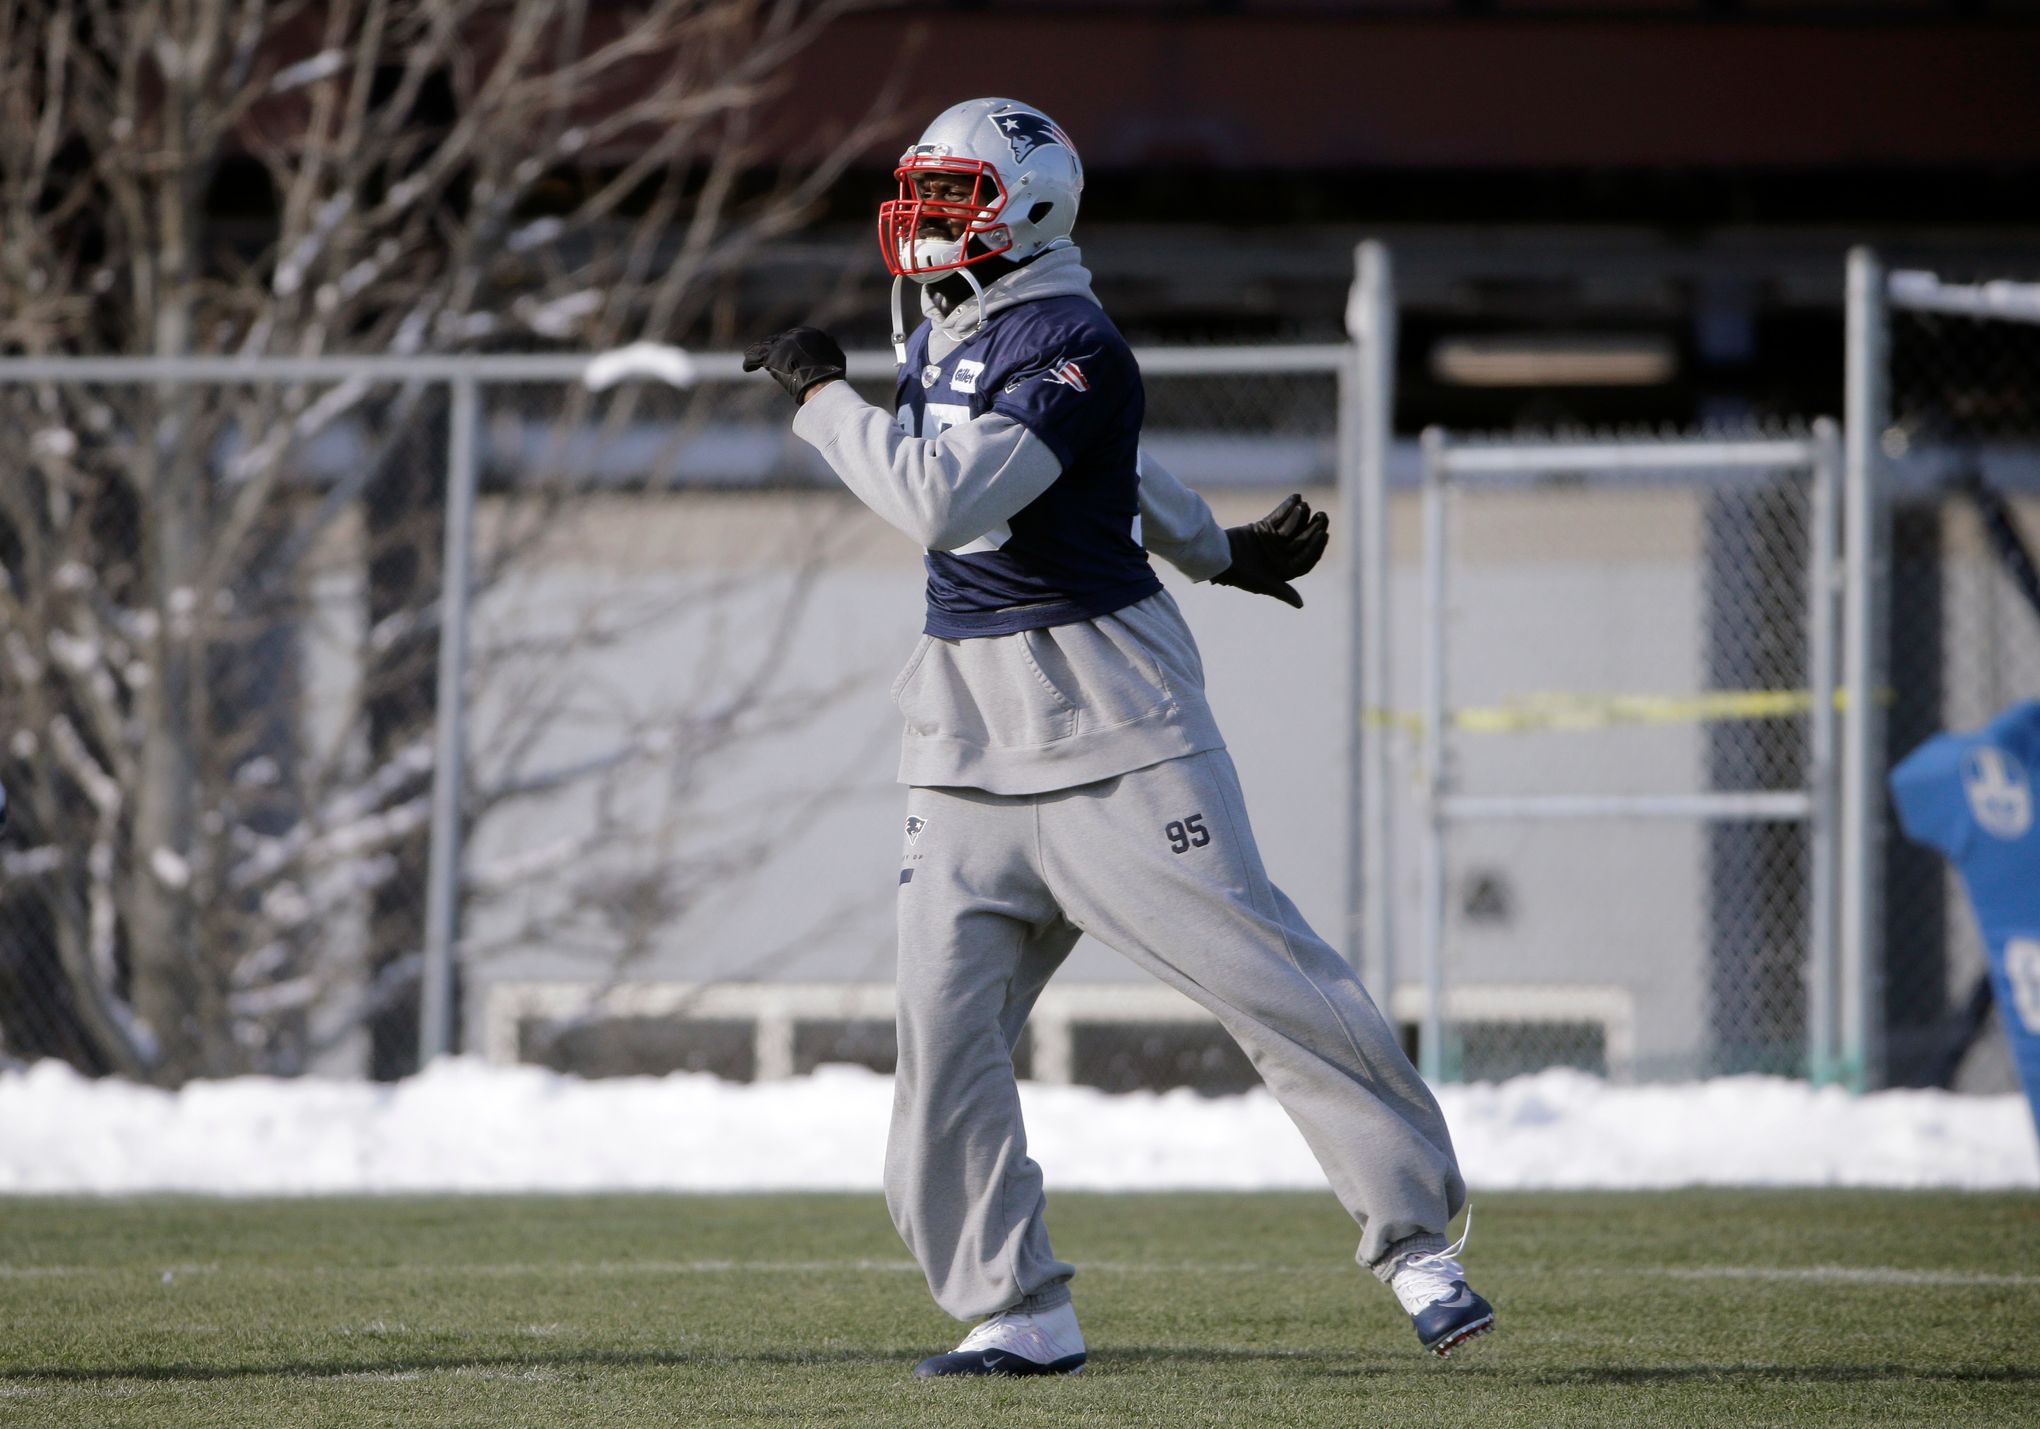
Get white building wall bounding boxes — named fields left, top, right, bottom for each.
left=454, top=483, right=1764, bottom=1080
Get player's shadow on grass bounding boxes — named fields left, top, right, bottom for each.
left=7, top=1347, right=1403, bottom=1380
left=0, top=1348, right=901, bottom=1383
left=0, top=1345, right=1417, bottom=1382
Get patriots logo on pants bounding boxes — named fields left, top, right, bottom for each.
left=993, top=111, right=1070, bottom=165
left=905, top=815, right=928, bottom=844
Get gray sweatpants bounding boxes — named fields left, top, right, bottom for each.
left=886, top=748, right=1466, bottom=1321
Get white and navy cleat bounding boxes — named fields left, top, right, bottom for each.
left=1390, top=1221, right=1495, bottom=1357
left=913, top=1301, right=1088, bottom=1378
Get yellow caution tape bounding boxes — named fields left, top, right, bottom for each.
left=1365, top=687, right=1884, bottom=737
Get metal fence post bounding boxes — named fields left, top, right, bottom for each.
left=1805, top=416, right=1844, bottom=1084
left=1345, top=240, right=1397, bottom=996
left=420, top=373, right=480, bottom=1065
left=1841, top=247, right=1890, bottom=1093
left=1338, top=261, right=1365, bottom=975
left=1417, top=426, right=1449, bottom=1084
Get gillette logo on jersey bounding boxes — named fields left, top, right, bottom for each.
left=897, top=295, right=1159, bottom=639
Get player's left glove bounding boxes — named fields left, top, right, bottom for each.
left=743, top=326, right=847, bottom=406
left=1209, top=494, right=1330, bottom=609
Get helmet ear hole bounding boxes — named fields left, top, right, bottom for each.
left=1028, top=201, right=1054, bottom=225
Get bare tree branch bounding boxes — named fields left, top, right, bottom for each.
left=0, top=0, right=892, bottom=1082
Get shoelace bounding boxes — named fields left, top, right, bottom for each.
left=1390, top=1208, right=1474, bottom=1315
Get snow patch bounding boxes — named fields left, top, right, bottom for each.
left=46, top=630, right=100, bottom=672
left=1, top=846, right=62, bottom=880
left=32, top=428, right=78, bottom=460
left=49, top=717, right=118, bottom=813
left=385, top=176, right=427, bottom=212
left=583, top=343, right=698, bottom=391
left=439, top=312, right=500, bottom=341
left=148, top=848, right=192, bottom=891
left=522, top=289, right=601, bottom=339
left=337, top=256, right=384, bottom=301
left=272, top=194, right=354, bottom=298
left=507, top=217, right=564, bottom=254
left=270, top=51, right=345, bottom=94
left=0, top=1061, right=2030, bottom=1196
left=5, top=632, right=44, bottom=682
left=235, top=756, right=281, bottom=789
left=258, top=881, right=311, bottom=928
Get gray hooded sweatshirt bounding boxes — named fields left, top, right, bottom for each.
left=792, top=248, right=1235, bottom=796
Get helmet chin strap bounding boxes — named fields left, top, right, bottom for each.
left=953, top=265, right=990, bottom=337
left=890, top=275, right=909, bottom=366
left=890, top=264, right=991, bottom=368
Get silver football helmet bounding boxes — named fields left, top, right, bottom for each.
left=880, top=97, right=1084, bottom=283
left=879, top=98, right=1084, bottom=362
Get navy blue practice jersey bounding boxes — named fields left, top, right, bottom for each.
left=897, top=295, right=1161, bottom=639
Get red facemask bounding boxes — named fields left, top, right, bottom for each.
left=878, top=156, right=1014, bottom=278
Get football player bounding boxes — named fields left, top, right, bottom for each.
left=746, top=97, right=1491, bottom=1375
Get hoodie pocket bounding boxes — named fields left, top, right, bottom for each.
left=889, top=636, right=935, bottom=705
left=1022, top=623, right=1176, bottom=735
left=893, top=633, right=1079, bottom=749
left=893, top=625, right=1182, bottom=752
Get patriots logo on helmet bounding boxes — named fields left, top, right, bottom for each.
left=992, top=110, right=1069, bottom=166
left=905, top=815, right=928, bottom=844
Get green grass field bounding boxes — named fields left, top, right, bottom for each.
left=3, top=1190, right=2036, bottom=1427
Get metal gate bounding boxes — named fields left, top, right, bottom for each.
left=1367, top=424, right=1845, bottom=1083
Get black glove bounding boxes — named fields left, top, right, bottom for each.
left=742, top=326, right=847, bottom=406
left=1209, top=494, right=1330, bottom=608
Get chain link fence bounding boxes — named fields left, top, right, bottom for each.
left=1371, top=426, right=1842, bottom=1084
left=1878, top=266, right=2040, bottom=1092
left=0, top=350, right=1348, bottom=1088
left=15, top=259, right=2023, bottom=1096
